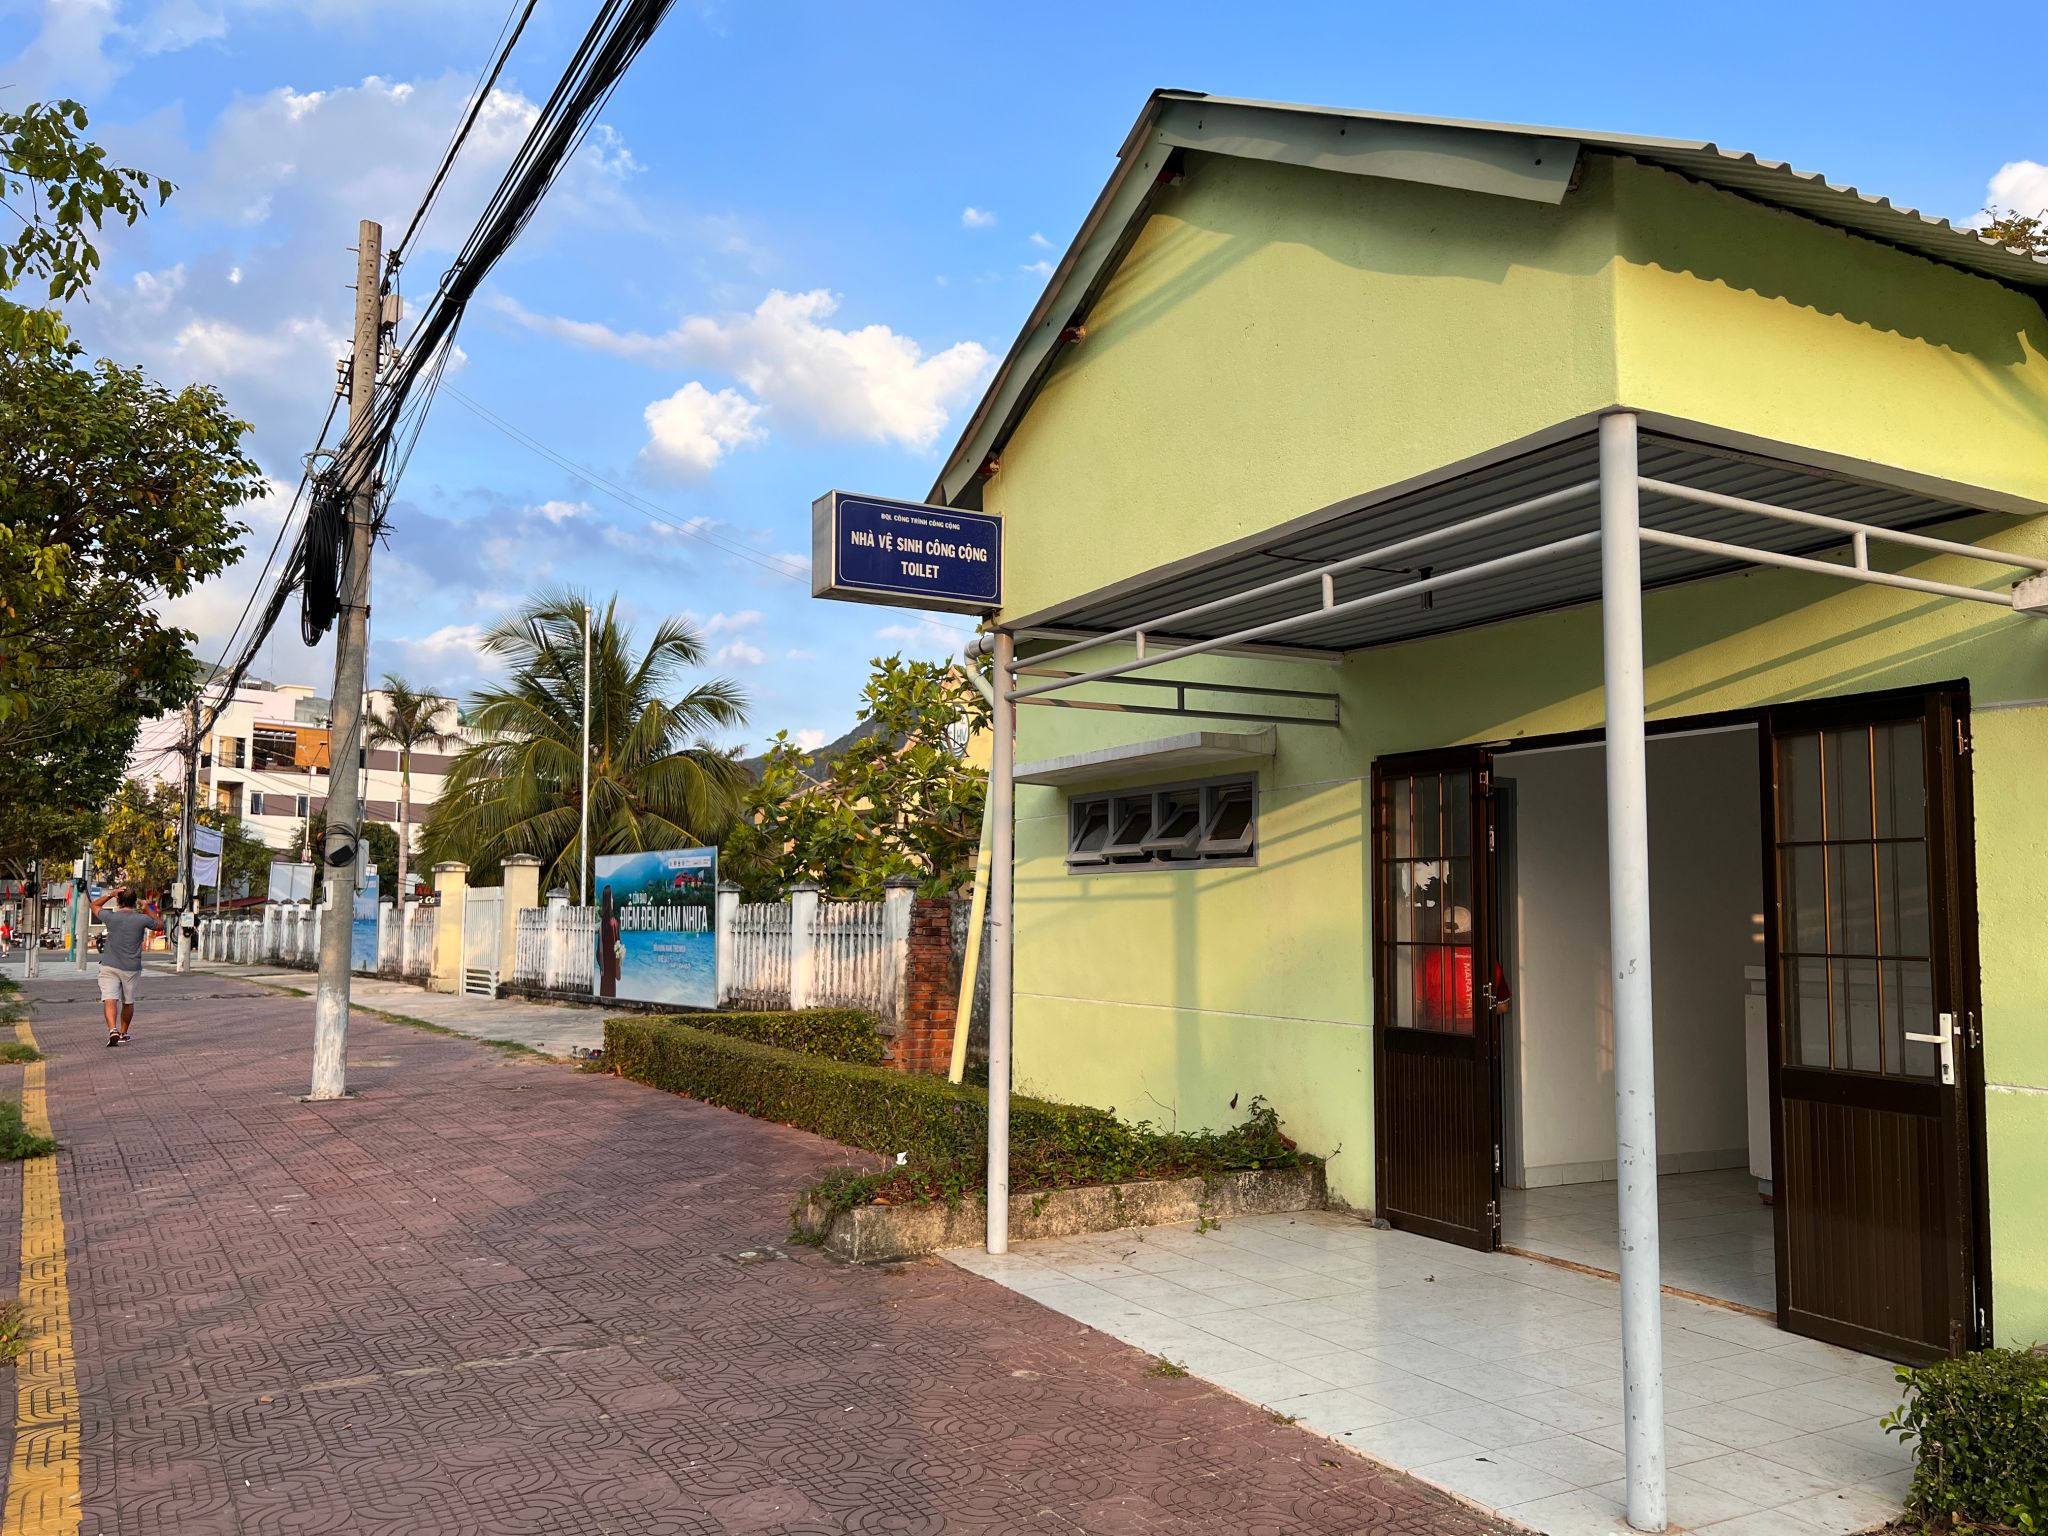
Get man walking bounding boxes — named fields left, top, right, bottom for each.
left=90, top=887, right=162, bottom=1047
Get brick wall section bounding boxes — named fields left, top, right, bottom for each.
left=887, top=898, right=958, bottom=1074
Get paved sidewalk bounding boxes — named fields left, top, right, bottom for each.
left=5, top=971, right=1517, bottom=1535
left=178, top=961, right=609, bottom=1058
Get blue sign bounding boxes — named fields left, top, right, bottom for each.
left=811, top=492, right=1001, bottom=613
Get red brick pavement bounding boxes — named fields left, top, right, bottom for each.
left=9, top=973, right=1514, bottom=1536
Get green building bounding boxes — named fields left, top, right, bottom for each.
left=925, top=92, right=2046, bottom=1481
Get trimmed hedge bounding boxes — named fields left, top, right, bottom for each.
left=638, top=1008, right=885, bottom=1065
left=604, top=1016, right=1310, bottom=1211
left=606, top=1015, right=1108, bottom=1165
left=1886, top=1347, right=2047, bottom=1532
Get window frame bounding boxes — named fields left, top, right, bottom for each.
left=1065, top=774, right=1259, bottom=874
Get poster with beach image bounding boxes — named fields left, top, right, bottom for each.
left=592, top=848, right=717, bottom=1007
left=351, top=868, right=379, bottom=972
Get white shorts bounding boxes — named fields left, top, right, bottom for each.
left=97, top=967, right=142, bottom=1005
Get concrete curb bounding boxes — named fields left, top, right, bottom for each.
left=798, top=1163, right=1325, bottom=1263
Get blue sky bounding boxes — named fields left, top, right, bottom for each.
left=6, top=0, right=2043, bottom=752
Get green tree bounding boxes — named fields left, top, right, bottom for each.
left=723, top=655, right=990, bottom=901
left=0, top=101, right=262, bottom=901
left=1980, top=205, right=2045, bottom=257
left=0, top=666, right=145, bottom=877
left=1, top=101, right=261, bottom=784
left=364, top=674, right=460, bottom=908
left=419, top=591, right=749, bottom=892
left=92, top=778, right=270, bottom=898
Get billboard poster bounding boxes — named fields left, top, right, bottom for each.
left=351, top=868, right=379, bottom=971
left=592, top=848, right=716, bottom=1007
left=267, top=860, right=314, bottom=903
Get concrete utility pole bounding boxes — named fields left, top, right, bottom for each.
left=72, top=849, right=91, bottom=974
left=310, top=218, right=384, bottom=1102
left=23, top=862, right=39, bottom=979
left=175, top=697, right=199, bottom=973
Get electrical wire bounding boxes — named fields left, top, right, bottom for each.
left=304, top=0, right=682, bottom=629
left=392, top=0, right=539, bottom=263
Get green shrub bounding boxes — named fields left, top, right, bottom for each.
left=0, top=1041, right=38, bottom=1064
left=604, top=1017, right=1312, bottom=1216
left=0, top=1100, right=53, bottom=1161
left=637, top=1008, right=885, bottom=1064
left=1885, top=1347, right=2048, bottom=1532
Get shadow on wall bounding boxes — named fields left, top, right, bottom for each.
left=1616, top=159, right=2048, bottom=375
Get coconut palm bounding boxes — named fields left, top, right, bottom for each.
left=364, top=674, right=460, bottom=969
left=419, top=591, right=748, bottom=893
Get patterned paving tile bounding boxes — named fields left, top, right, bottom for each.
left=9, top=972, right=1515, bottom=1534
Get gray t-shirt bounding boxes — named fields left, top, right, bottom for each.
left=100, top=909, right=163, bottom=972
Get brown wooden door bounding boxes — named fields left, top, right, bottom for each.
left=1763, top=690, right=1983, bottom=1362
left=1372, top=749, right=1502, bottom=1251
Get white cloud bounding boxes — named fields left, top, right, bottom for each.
left=385, top=623, right=496, bottom=677
left=1028, top=231, right=1051, bottom=248
left=498, top=289, right=991, bottom=451
left=532, top=499, right=590, bottom=524
left=1975, top=160, right=2048, bottom=227
left=785, top=648, right=818, bottom=663
left=961, top=207, right=997, bottom=229
left=695, top=610, right=762, bottom=634
left=874, top=616, right=968, bottom=654
left=1021, top=259, right=1053, bottom=278
left=792, top=728, right=827, bottom=751
left=190, top=73, right=637, bottom=252
left=4, top=0, right=502, bottom=94
left=714, top=639, right=767, bottom=666
left=639, top=382, right=767, bottom=479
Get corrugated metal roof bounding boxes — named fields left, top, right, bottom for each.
left=1025, top=426, right=2036, bottom=658
left=931, top=91, right=2045, bottom=507
left=1167, top=93, right=2048, bottom=294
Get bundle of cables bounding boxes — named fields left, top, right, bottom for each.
left=298, top=475, right=351, bottom=644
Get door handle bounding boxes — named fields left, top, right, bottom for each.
left=1904, top=1012, right=1958, bottom=1086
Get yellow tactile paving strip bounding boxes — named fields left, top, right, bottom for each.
left=3, top=1020, right=77, bottom=1536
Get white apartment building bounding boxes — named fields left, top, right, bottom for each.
left=127, top=679, right=476, bottom=890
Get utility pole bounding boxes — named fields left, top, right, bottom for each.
left=309, top=218, right=383, bottom=1102
left=72, top=848, right=91, bottom=974
left=579, top=601, right=592, bottom=907
left=23, top=862, right=39, bottom=980
left=175, top=697, right=199, bottom=973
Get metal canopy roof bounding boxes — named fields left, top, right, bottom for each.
left=1014, top=729, right=1275, bottom=787
left=933, top=90, right=2047, bottom=506
left=1016, top=423, right=2043, bottom=659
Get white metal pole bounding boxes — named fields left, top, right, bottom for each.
left=73, top=849, right=90, bottom=973
left=580, top=602, right=592, bottom=907
left=985, top=629, right=1015, bottom=1253
left=1600, top=410, right=1667, bottom=1533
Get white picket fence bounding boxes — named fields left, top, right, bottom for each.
left=809, top=898, right=891, bottom=1012
left=196, top=880, right=918, bottom=1021
left=725, top=901, right=792, bottom=1009
left=510, top=905, right=598, bottom=993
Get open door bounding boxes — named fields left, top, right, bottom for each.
left=1763, top=690, right=1984, bottom=1361
left=1372, top=749, right=1503, bottom=1250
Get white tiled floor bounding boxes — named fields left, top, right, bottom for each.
left=947, top=1212, right=1910, bottom=1536
left=1504, top=1170, right=1777, bottom=1314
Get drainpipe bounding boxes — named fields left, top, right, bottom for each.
left=950, top=638, right=996, bottom=1083
left=1600, top=410, right=1667, bottom=1533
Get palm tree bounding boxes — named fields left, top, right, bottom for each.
left=419, top=591, right=748, bottom=894
left=364, top=674, right=460, bottom=971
